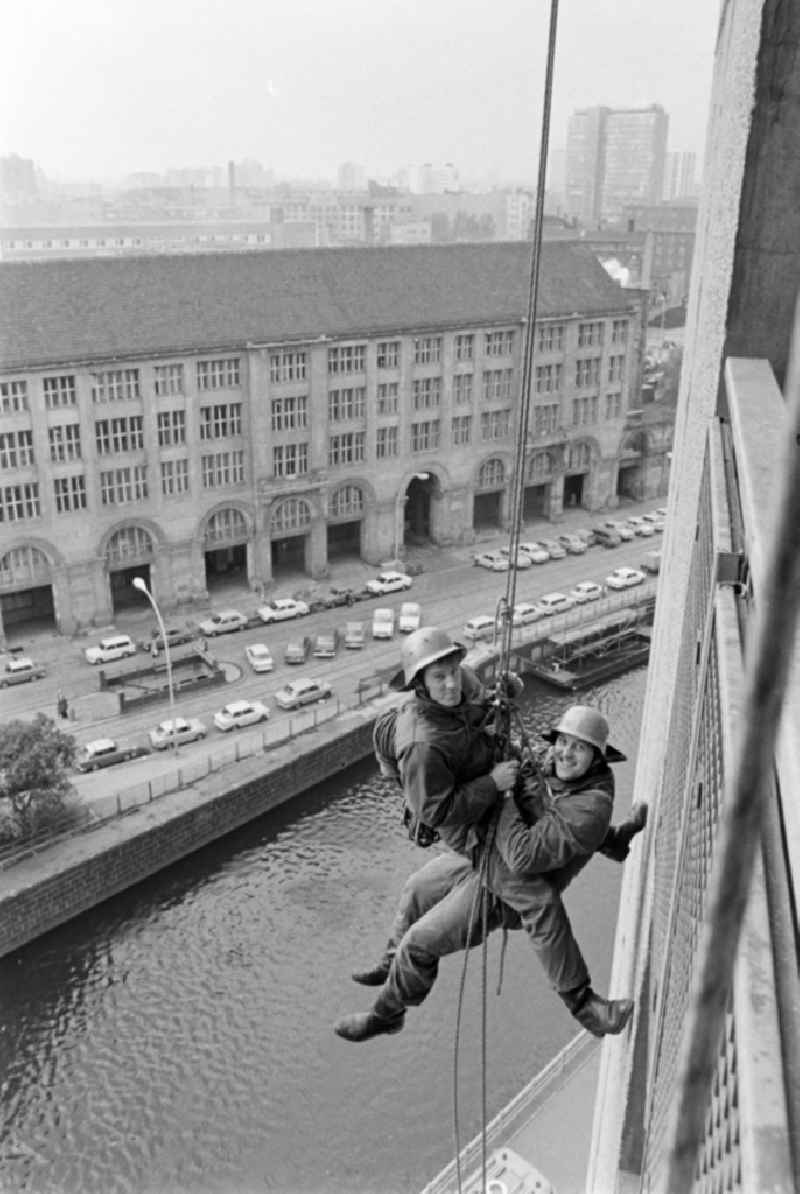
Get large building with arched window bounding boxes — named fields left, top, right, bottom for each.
left=0, top=242, right=668, bottom=635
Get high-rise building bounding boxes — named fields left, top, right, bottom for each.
left=565, top=105, right=669, bottom=227
left=337, top=162, right=365, bottom=191
left=663, top=149, right=698, bottom=199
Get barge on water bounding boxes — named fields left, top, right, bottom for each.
left=525, top=608, right=652, bottom=690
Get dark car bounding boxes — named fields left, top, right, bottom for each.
left=142, top=625, right=196, bottom=653
left=591, top=525, right=622, bottom=549
left=312, top=630, right=338, bottom=658
left=284, top=635, right=312, bottom=665
left=76, top=737, right=150, bottom=772
left=324, top=586, right=357, bottom=608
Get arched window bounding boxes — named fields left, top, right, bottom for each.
left=105, top=526, right=153, bottom=565
left=330, top=485, right=364, bottom=520
left=567, top=443, right=592, bottom=471
left=0, top=545, right=51, bottom=588
left=527, top=452, right=553, bottom=480
left=477, top=458, right=505, bottom=490
left=271, top=498, right=312, bottom=535
left=204, top=508, right=249, bottom=545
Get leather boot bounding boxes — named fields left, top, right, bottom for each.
left=571, top=990, right=634, bottom=1037
left=351, top=960, right=391, bottom=986
left=333, top=1009, right=405, bottom=1043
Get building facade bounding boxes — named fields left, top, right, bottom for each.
left=565, top=105, right=669, bottom=228
left=0, top=243, right=662, bottom=636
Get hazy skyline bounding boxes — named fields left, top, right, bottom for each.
left=2, top=0, right=720, bottom=185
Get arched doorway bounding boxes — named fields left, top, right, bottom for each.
left=617, top=432, right=647, bottom=500
left=327, top=484, right=364, bottom=561
left=473, top=458, right=506, bottom=530
left=270, top=497, right=312, bottom=579
left=204, top=507, right=251, bottom=590
left=105, top=526, right=155, bottom=611
left=404, top=473, right=434, bottom=545
left=564, top=441, right=593, bottom=508
left=0, top=545, right=56, bottom=632
left=523, top=451, right=555, bottom=520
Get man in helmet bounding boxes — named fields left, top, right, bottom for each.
left=334, top=628, right=644, bottom=1043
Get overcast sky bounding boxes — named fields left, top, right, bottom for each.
left=2, top=0, right=721, bottom=184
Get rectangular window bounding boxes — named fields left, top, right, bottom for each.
left=160, top=458, right=190, bottom=495
left=455, top=334, right=474, bottom=361
left=53, top=474, right=87, bottom=513
left=199, top=402, right=242, bottom=439
left=95, top=415, right=144, bottom=454
left=327, top=344, right=366, bottom=375
left=576, top=358, right=602, bottom=388
left=376, top=341, right=400, bottom=369
left=272, top=443, right=309, bottom=477
left=154, top=364, right=185, bottom=396
left=43, top=375, right=76, bottom=408
left=99, top=466, right=148, bottom=505
left=201, top=450, right=245, bottom=488
left=453, top=373, right=473, bottom=405
left=605, top=393, right=623, bottom=419
left=91, top=369, right=140, bottom=402
left=413, top=337, right=441, bottom=364
left=0, top=482, right=40, bottom=521
left=537, top=323, right=565, bottom=353
left=485, top=330, right=514, bottom=356
left=196, top=358, right=240, bottom=390
left=612, top=320, right=628, bottom=345
left=48, top=424, right=81, bottom=462
left=412, top=377, right=441, bottom=410
left=578, top=321, right=605, bottom=348
left=480, top=409, right=511, bottom=440
left=535, top=363, right=563, bottom=393
left=269, top=350, right=307, bottom=383
left=328, top=387, right=366, bottom=421
left=157, top=410, right=186, bottom=447
left=0, top=380, right=29, bottom=413
left=481, top=368, right=513, bottom=402
left=376, top=426, right=399, bottom=459
left=451, top=415, right=472, bottom=445
left=411, top=419, right=441, bottom=453
left=608, top=354, right=626, bottom=383
left=271, top=395, right=308, bottom=431
left=377, top=382, right=399, bottom=415
left=0, top=430, right=34, bottom=469
left=534, top=403, right=560, bottom=434
left=328, top=432, right=366, bottom=466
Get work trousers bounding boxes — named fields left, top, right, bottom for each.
left=373, top=851, right=590, bottom=1021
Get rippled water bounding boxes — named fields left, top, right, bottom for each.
left=0, top=670, right=647, bottom=1194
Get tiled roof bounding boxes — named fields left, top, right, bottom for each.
left=0, top=241, right=635, bottom=370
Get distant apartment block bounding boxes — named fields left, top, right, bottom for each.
left=565, top=105, right=669, bottom=227
left=663, top=150, right=698, bottom=200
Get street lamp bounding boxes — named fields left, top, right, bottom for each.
left=132, top=576, right=178, bottom=757
left=394, top=472, right=430, bottom=562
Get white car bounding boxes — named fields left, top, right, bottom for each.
left=462, top=615, right=498, bottom=641
left=569, top=581, right=604, bottom=604
left=557, top=534, right=587, bottom=555
left=213, top=699, right=270, bottom=732
left=518, top=542, right=550, bottom=564
left=512, top=602, right=545, bottom=626
left=148, top=716, right=207, bottom=750
left=539, top=539, right=567, bottom=560
left=606, top=566, right=647, bottom=590
left=625, top=516, right=655, bottom=537
left=474, top=551, right=509, bottom=572
left=642, top=512, right=665, bottom=531
left=274, top=677, right=333, bottom=710
left=197, top=609, right=248, bottom=636
left=245, top=643, right=274, bottom=673
left=257, top=597, right=310, bottom=624
left=398, top=602, right=421, bottom=633
left=84, top=634, right=137, bottom=665
left=604, top=520, right=636, bottom=542
left=365, top=570, right=413, bottom=595
left=537, top=592, right=575, bottom=615
left=498, top=547, right=534, bottom=570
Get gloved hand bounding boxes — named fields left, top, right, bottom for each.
left=494, top=671, right=524, bottom=701
left=598, top=803, right=648, bottom=862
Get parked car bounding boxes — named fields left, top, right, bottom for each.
left=75, top=737, right=149, bottom=772
left=142, top=624, right=195, bottom=653
left=344, top=621, right=366, bottom=649
left=365, top=570, right=413, bottom=595
left=654, top=506, right=668, bottom=517
left=498, top=547, right=534, bottom=569
left=284, top=635, right=312, bottom=664
left=149, top=716, right=207, bottom=750
left=591, top=525, right=622, bottom=549
left=641, top=550, right=662, bottom=574
left=398, top=602, right=422, bottom=633
left=518, top=541, right=550, bottom=564
left=0, top=656, right=46, bottom=687
left=537, top=592, right=575, bottom=616
left=462, top=615, right=498, bottom=641
left=574, top=527, right=597, bottom=548
left=197, top=609, right=248, bottom=636
left=213, top=699, right=270, bottom=732
left=538, top=539, right=567, bottom=560
left=245, top=642, right=275, bottom=673
left=372, top=608, right=395, bottom=639
left=557, top=533, right=587, bottom=555
left=257, top=598, right=310, bottom=624
left=474, top=550, right=509, bottom=572
left=603, top=520, right=636, bottom=542
left=85, top=634, right=137, bottom=665
left=605, top=566, right=647, bottom=590
left=512, top=602, right=545, bottom=626
left=274, top=677, right=333, bottom=711
left=569, top=580, right=604, bottom=604
left=324, top=586, right=357, bottom=608
left=642, top=512, right=665, bottom=531
left=625, top=516, right=655, bottom=537
left=312, top=630, right=338, bottom=659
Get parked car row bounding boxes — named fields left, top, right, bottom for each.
left=472, top=511, right=665, bottom=571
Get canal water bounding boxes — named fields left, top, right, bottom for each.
left=0, top=669, right=647, bottom=1194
